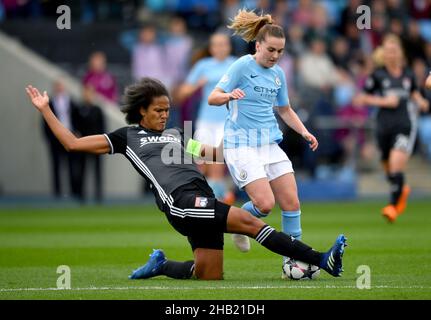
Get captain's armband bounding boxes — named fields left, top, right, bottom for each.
left=186, top=138, right=202, bottom=157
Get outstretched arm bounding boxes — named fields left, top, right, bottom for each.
left=353, top=93, right=399, bottom=108
left=277, top=105, right=318, bottom=152
left=186, top=138, right=224, bottom=163
left=176, top=78, right=207, bottom=103
left=26, top=85, right=110, bottom=154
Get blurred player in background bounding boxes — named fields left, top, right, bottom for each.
left=177, top=33, right=236, bottom=205
left=26, top=78, right=346, bottom=280
left=355, top=34, right=429, bottom=222
left=208, top=10, right=318, bottom=273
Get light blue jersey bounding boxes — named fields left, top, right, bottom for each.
left=216, top=54, right=290, bottom=148
left=186, top=56, right=236, bottom=123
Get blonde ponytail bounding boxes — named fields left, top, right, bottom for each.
left=228, top=9, right=274, bottom=43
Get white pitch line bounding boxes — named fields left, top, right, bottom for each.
left=0, top=285, right=430, bottom=292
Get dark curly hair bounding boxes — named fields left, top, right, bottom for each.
left=121, top=77, right=170, bottom=124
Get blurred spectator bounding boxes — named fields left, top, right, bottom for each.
left=164, top=16, right=193, bottom=127
left=388, top=17, right=405, bottom=38
left=292, top=0, right=314, bottom=28
left=403, top=20, right=427, bottom=64
left=320, top=0, right=344, bottom=27
left=334, top=69, right=370, bottom=165
left=298, top=36, right=338, bottom=102
left=333, top=69, right=356, bottom=109
left=221, top=0, right=241, bottom=26
left=131, top=24, right=169, bottom=86
left=298, top=36, right=341, bottom=174
left=367, top=12, right=387, bottom=49
left=165, top=16, right=193, bottom=90
left=79, top=0, right=128, bottom=23
left=83, top=51, right=118, bottom=103
left=271, top=0, right=292, bottom=29
left=386, top=0, right=408, bottom=21
left=176, top=0, right=221, bottom=32
left=339, top=0, right=362, bottom=35
left=1, top=0, right=41, bottom=19
left=74, top=85, right=105, bottom=202
left=42, top=79, right=83, bottom=201
left=409, top=0, right=431, bottom=20
left=285, top=23, right=306, bottom=57
left=278, top=51, right=297, bottom=103
left=341, top=21, right=363, bottom=56
left=304, top=3, right=335, bottom=47
left=330, top=36, right=352, bottom=71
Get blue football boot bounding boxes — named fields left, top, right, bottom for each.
left=129, top=249, right=167, bottom=280
left=320, top=234, right=347, bottom=277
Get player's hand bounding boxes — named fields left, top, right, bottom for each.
left=229, top=88, right=245, bottom=101
left=26, top=85, right=50, bottom=111
left=384, top=95, right=399, bottom=108
left=302, top=131, right=318, bottom=152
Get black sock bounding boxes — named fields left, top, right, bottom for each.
left=388, top=172, right=404, bottom=205
left=160, top=260, right=194, bottom=279
left=254, top=225, right=322, bottom=266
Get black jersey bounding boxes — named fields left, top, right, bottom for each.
left=104, top=126, right=205, bottom=210
left=364, top=66, right=418, bottom=130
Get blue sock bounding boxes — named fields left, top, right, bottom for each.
left=282, top=210, right=302, bottom=241
left=207, top=179, right=226, bottom=199
left=242, top=201, right=268, bottom=218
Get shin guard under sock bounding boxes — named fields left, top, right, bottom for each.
left=254, top=225, right=321, bottom=266
left=161, top=260, right=195, bottom=279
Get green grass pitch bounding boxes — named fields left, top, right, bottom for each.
left=0, top=200, right=430, bottom=300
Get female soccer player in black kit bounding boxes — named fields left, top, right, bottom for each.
left=356, top=34, right=429, bottom=223
left=26, top=78, right=346, bottom=280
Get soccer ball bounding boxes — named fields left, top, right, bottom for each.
left=282, top=258, right=320, bottom=280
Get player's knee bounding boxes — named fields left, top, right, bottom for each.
left=285, top=199, right=301, bottom=211
left=279, top=195, right=300, bottom=211
left=254, top=198, right=275, bottom=214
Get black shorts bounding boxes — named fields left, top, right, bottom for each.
left=376, top=125, right=415, bottom=161
left=164, top=179, right=231, bottom=251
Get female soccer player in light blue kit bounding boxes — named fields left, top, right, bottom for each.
left=208, top=10, right=319, bottom=271
left=177, top=33, right=237, bottom=204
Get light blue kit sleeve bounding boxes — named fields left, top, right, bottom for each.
left=215, top=57, right=245, bottom=93
left=276, top=68, right=290, bottom=107
left=185, top=59, right=205, bottom=85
